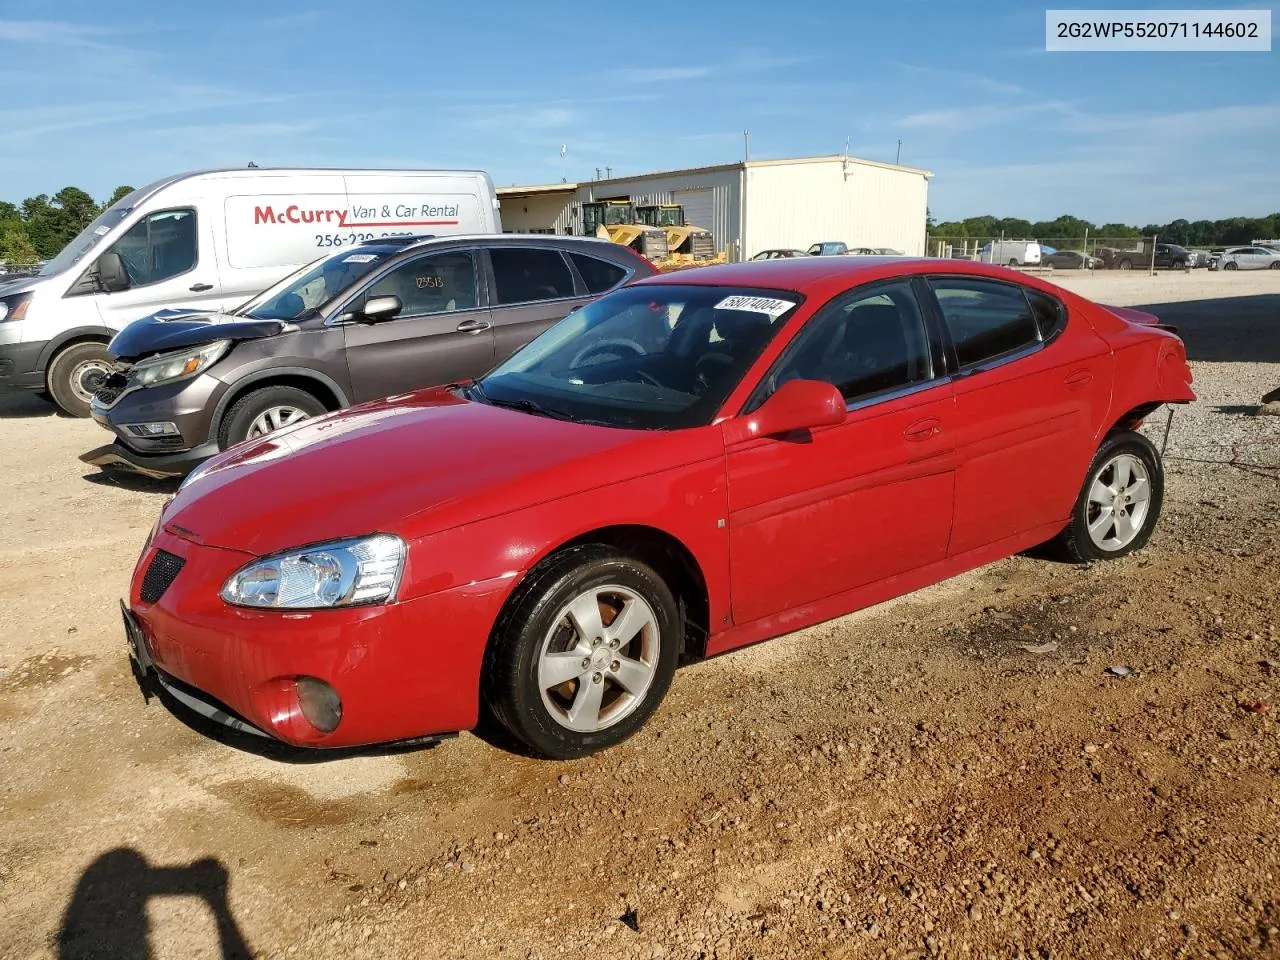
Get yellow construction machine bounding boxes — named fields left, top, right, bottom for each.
left=581, top=200, right=670, bottom=264
left=636, top=204, right=726, bottom=266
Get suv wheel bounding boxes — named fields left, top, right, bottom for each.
left=218, top=385, right=327, bottom=449
left=47, top=342, right=112, bottom=418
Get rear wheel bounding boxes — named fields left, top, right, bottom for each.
left=1008, top=259, right=1019, bottom=267
left=47, top=341, right=112, bottom=418
left=217, top=385, right=326, bottom=449
left=1119, top=259, right=1133, bottom=271
left=482, top=545, right=680, bottom=759
left=1052, top=431, right=1164, bottom=563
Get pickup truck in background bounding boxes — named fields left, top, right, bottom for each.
left=1098, top=241, right=1191, bottom=271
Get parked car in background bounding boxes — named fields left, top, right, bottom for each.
left=1041, top=250, right=1100, bottom=270
left=1210, top=246, right=1280, bottom=271
left=1099, top=242, right=1190, bottom=271
left=82, top=235, right=652, bottom=478
left=0, top=167, right=502, bottom=417
left=846, top=247, right=905, bottom=256
left=807, top=242, right=848, bottom=256
left=751, top=249, right=807, bottom=260
left=1185, top=250, right=1212, bottom=268
left=979, top=240, right=1042, bottom=267
left=122, top=256, right=1193, bottom=757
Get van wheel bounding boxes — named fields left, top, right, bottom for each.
left=1007, top=259, right=1019, bottom=267
left=47, top=342, right=112, bottom=418
left=218, top=385, right=326, bottom=449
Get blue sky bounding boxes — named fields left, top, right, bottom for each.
left=0, top=0, right=1276, bottom=223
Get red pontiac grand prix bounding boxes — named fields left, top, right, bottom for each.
left=123, top=257, right=1194, bottom=758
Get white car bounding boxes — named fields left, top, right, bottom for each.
left=1211, top=246, right=1280, bottom=271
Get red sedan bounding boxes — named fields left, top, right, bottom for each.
left=124, top=257, right=1195, bottom=758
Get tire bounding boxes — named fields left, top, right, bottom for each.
left=1119, top=259, right=1132, bottom=271
left=47, top=341, right=112, bottom=418
left=217, top=384, right=327, bottom=449
left=1270, top=262, right=1279, bottom=270
left=1173, top=260, right=1186, bottom=272
left=1224, top=262, right=1238, bottom=271
left=482, top=545, right=681, bottom=759
left=1008, top=259, right=1019, bottom=267
left=1052, top=430, right=1164, bottom=563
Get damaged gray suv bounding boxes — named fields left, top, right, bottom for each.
left=82, top=234, right=653, bottom=478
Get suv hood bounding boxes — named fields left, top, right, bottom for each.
left=108, top=308, right=289, bottom=362
left=161, top=388, right=718, bottom=557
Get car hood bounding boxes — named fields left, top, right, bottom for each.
left=0, top=274, right=44, bottom=296
left=161, top=388, right=717, bottom=556
left=108, top=309, right=290, bottom=362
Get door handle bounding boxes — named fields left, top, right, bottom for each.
left=455, top=319, right=492, bottom=334
left=1064, top=369, right=1093, bottom=390
left=189, top=282, right=213, bottom=292
left=904, top=417, right=942, bottom=441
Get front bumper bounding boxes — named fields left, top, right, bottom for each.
left=81, top=439, right=220, bottom=479
left=0, top=338, right=48, bottom=392
left=86, top=372, right=227, bottom=477
left=125, top=527, right=513, bottom=748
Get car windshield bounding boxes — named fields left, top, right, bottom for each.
left=474, top=284, right=802, bottom=430
left=38, top=190, right=143, bottom=277
left=238, top=249, right=392, bottom=320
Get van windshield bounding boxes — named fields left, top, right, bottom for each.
left=239, top=249, right=390, bottom=321
left=39, top=190, right=145, bottom=277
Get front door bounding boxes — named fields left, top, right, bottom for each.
left=95, top=207, right=224, bottom=332
left=485, top=246, right=592, bottom=364
left=926, top=276, right=1111, bottom=557
left=725, top=280, right=957, bottom=625
left=342, top=249, right=495, bottom=402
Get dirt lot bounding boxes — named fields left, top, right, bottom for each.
left=1, top=270, right=1277, bottom=960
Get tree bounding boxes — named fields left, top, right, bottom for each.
left=1, top=226, right=39, bottom=266
left=107, top=185, right=135, bottom=207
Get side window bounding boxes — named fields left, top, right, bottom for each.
left=930, top=278, right=1039, bottom=368
left=1026, top=289, right=1066, bottom=341
left=107, top=209, right=197, bottom=287
left=570, top=253, right=628, bottom=294
left=365, top=251, right=477, bottom=317
left=764, top=281, right=933, bottom=404
left=490, top=248, right=576, bottom=304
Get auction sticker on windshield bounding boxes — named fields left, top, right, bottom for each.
left=715, top=295, right=796, bottom=319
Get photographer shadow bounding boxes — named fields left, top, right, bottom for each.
left=56, top=848, right=252, bottom=959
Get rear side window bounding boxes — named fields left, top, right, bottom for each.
left=570, top=252, right=628, bottom=294
left=490, top=248, right=576, bottom=304
left=929, top=279, right=1039, bottom=368
left=1026, top=289, right=1066, bottom=340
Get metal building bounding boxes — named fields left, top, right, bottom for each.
left=496, top=154, right=933, bottom=260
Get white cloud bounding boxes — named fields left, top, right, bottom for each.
left=0, top=20, right=105, bottom=45
left=611, top=66, right=712, bottom=82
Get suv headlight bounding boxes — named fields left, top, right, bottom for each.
left=220, top=534, right=406, bottom=609
left=130, top=340, right=230, bottom=388
left=0, top=292, right=32, bottom=323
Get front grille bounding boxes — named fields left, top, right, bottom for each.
left=140, top=549, right=185, bottom=604
left=93, top=371, right=129, bottom=407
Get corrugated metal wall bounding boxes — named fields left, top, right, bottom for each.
left=575, top=170, right=742, bottom=257
left=743, top=160, right=929, bottom=258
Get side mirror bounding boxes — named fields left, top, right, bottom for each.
left=725, top=379, right=846, bottom=443
left=359, top=295, right=402, bottom=323
left=97, top=252, right=130, bottom=292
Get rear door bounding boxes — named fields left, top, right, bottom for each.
left=341, top=248, right=495, bottom=402
left=925, top=276, right=1111, bottom=556
left=484, top=245, right=593, bottom=362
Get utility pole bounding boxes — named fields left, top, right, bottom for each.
left=744, top=129, right=750, bottom=162
left=895, top=140, right=902, bottom=165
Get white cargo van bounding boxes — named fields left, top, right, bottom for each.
left=0, top=167, right=501, bottom=416
left=978, top=240, right=1042, bottom=267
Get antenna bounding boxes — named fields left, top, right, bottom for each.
left=605, top=166, right=612, bottom=178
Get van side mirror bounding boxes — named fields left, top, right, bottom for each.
left=97, top=252, right=130, bottom=292
left=724, top=379, right=847, bottom=444
left=360, top=295, right=402, bottom=323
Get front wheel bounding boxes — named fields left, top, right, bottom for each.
left=1224, top=262, right=1239, bottom=271
left=482, top=546, right=681, bottom=759
left=1119, top=259, right=1133, bottom=271
left=1052, top=431, right=1164, bottom=562
left=1270, top=262, right=1280, bottom=270
left=217, top=384, right=326, bottom=449
left=47, top=342, right=112, bottom=418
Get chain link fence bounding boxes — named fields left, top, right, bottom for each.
left=925, top=235, right=1217, bottom=272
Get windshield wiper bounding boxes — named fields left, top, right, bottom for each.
left=466, top=381, right=617, bottom=425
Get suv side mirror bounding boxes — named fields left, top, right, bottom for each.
left=360, top=295, right=402, bottom=323
left=724, top=379, right=847, bottom=444
left=97, top=252, right=130, bottom=292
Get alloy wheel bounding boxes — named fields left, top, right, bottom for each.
left=1085, top=453, right=1152, bottom=551
left=246, top=405, right=311, bottom=438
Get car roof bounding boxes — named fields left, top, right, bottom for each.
left=352, top=232, right=646, bottom=265
left=633, top=255, right=1057, bottom=297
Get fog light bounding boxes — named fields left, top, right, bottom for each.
left=125, top=422, right=180, bottom=438
left=296, top=677, right=342, bottom=733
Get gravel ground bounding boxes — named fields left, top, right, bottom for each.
left=0, top=270, right=1276, bottom=960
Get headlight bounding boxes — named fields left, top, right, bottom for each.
left=0, top=293, right=32, bottom=323
left=220, top=534, right=405, bottom=609
left=130, top=340, right=230, bottom=388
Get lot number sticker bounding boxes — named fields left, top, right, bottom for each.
left=714, top=295, right=796, bottom=319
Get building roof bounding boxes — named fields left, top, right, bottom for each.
left=498, top=154, right=932, bottom=197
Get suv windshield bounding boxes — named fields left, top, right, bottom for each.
left=475, top=284, right=801, bottom=430
left=239, top=249, right=391, bottom=320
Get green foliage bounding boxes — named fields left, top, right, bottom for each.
left=928, top=213, right=1280, bottom=246
left=0, top=185, right=137, bottom=265
left=108, top=185, right=135, bottom=207
left=1, top=227, right=39, bottom=266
